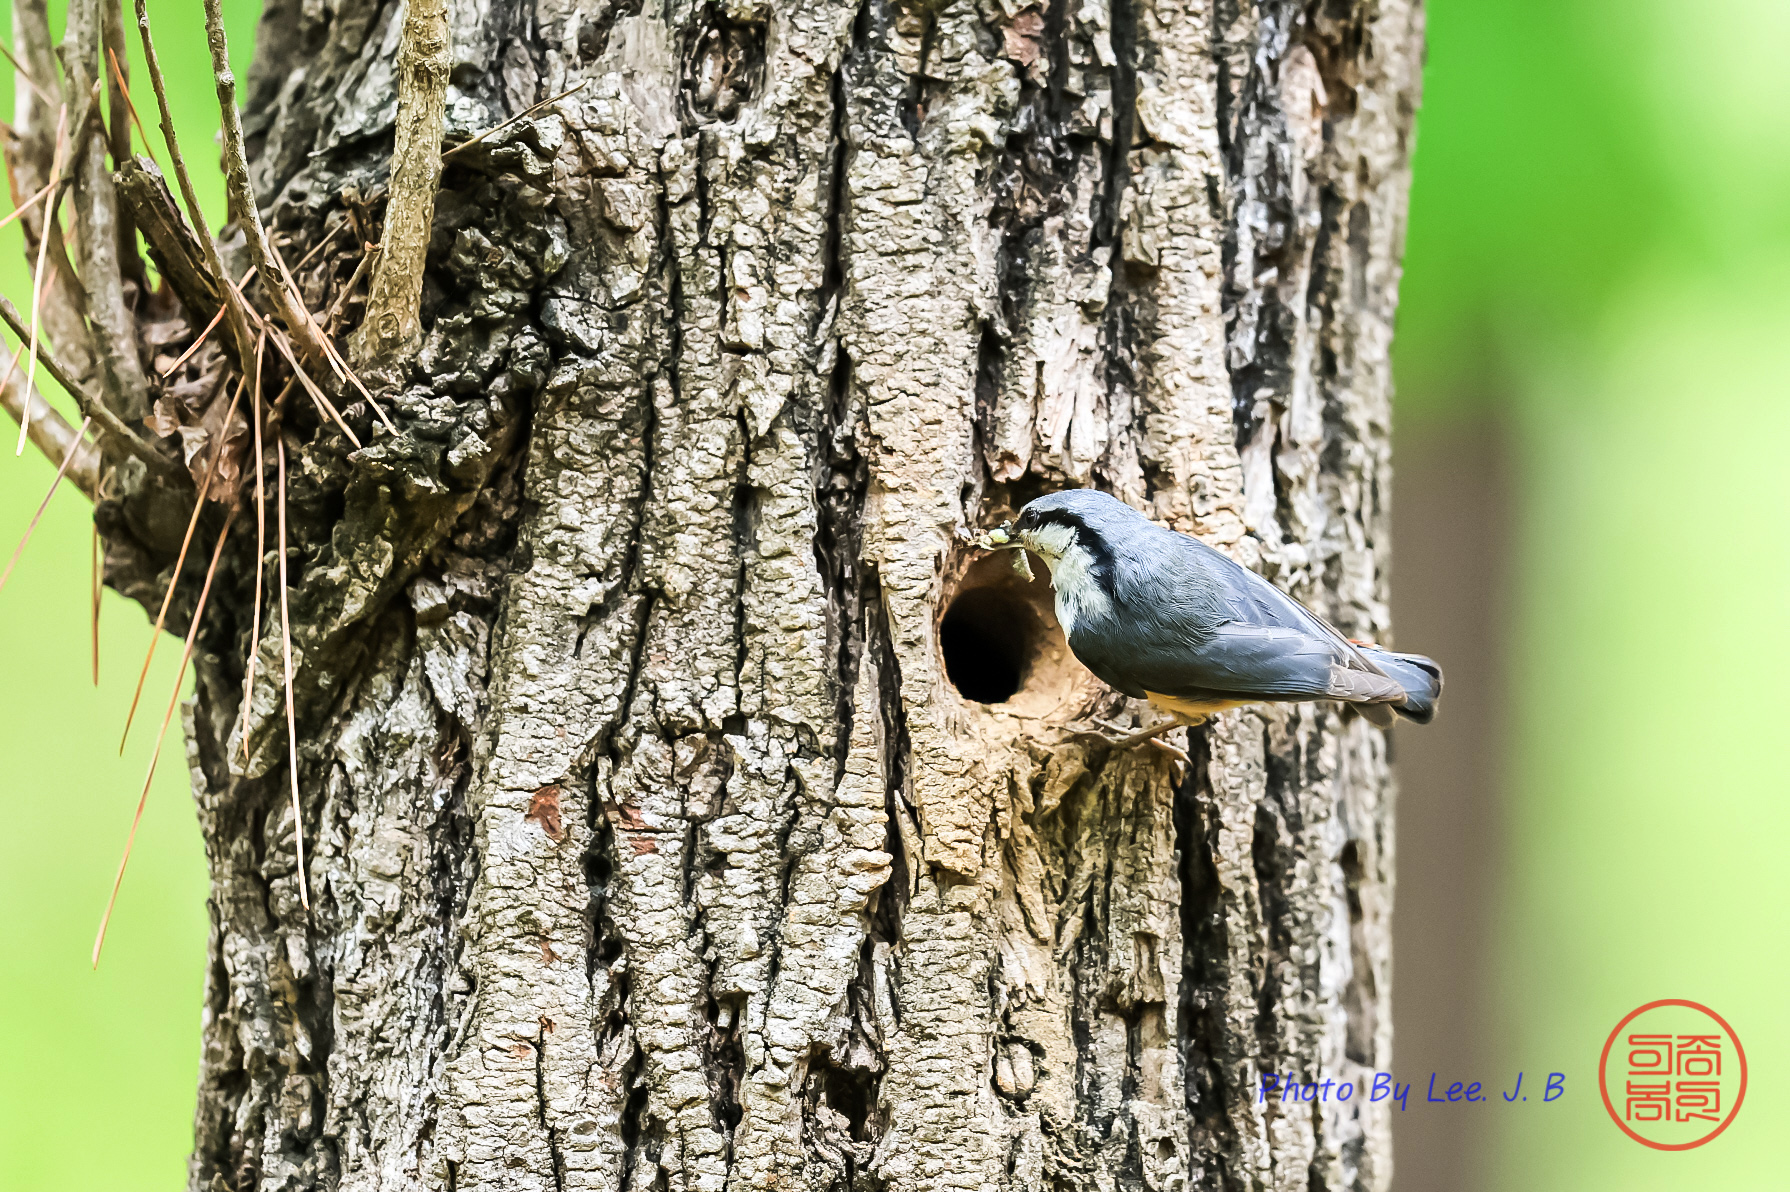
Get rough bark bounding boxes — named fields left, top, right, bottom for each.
left=88, top=0, right=1420, bottom=1187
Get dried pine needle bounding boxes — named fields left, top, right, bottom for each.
left=238, top=337, right=268, bottom=757
left=0, top=416, right=93, bottom=597
left=16, top=105, right=68, bottom=457
left=94, top=508, right=237, bottom=967
left=118, top=373, right=246, bottom=752
left=276, top=434, right=311, bottom=909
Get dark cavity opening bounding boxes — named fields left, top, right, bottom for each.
left=941, top=584, right=1039, bottom=704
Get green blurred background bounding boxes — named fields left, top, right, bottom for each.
left=0, top=0, right=1783, bottom=1187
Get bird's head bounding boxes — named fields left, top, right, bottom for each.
left=981, top=490, right=1129, bottom=595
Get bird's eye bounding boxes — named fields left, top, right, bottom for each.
left=1017, top=509, right=1037, bottom=528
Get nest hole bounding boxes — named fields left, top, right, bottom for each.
left=939, top=550, right=1077, bottom=712
left=941, top=587, right=1037, bottom=703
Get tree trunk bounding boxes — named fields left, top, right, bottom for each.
left=81, top=0, right=1421, bottom=1187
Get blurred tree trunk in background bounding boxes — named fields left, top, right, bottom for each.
left=64, top=0, right=1421, bottom=1187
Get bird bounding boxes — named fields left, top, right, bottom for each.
left=978, top=489, right=1441, bottom=740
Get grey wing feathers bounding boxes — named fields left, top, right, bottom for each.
left=1098, top=528, right=1403, bottom=706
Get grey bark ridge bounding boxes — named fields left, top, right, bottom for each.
left=142, top=0, right=1423, bottom=1188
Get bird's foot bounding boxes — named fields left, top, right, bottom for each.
left=1066, top=718, right=1195, bottom=766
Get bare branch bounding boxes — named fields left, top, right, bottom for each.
left=0, top=289, right=175, bottom=475
left=131, top=0, right=256, bottom=366
left=199, top=0, right=336, bottom=383
left=350, top=0, right=449, bottom=367
left=0, top=345, right=100, bottom=497
left=66, top=0, right=151, bottom=419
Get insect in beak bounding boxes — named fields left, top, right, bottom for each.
left=974, top=522, right=1034, bottom=581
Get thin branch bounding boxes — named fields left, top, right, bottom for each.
left=441, top=80, right=588, bottom=162
left=131, top=0, right=256, bottom=366
left=320, top=245, right=375, bottom=332
left=0, top=415, right=92, bottom=597
left=199, top=0, right=335, bottom=385
left=0, top=330, right=101, bottom=499
left=350, top=0, right=449, bottom=366
left=117, top=372, right=244, bottom=752
left=68, top=0, right=151, bottom=421
left=0, top=290, right=176, bottom=476
left=286, top=218, right=346, bottom=275
left=93, top=505, right=237, bottom=968
left=276, top=433, right=310, bottom=909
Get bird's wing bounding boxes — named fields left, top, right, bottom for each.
left=1098, top=532, right=1401, bottom=703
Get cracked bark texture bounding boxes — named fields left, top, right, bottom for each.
left=156, top=0, right=1422, bottom=1188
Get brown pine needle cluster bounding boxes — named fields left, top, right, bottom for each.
left=0, top=0, right=439, bottom=963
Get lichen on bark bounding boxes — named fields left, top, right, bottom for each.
left=73, top=0, right=1423, bottom=1187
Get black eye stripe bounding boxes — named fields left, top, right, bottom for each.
left=1021, top=506, right=1116, bottom=595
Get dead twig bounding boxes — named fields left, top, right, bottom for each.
left=286, top=219, right=348, bottom=275
left=320, top=246, right=376, bottom=333
left=351, top=0, right=449, bottom=367
left=0, top=290, right=176, bottom=476
left=132, top=0, right=257, bottom=366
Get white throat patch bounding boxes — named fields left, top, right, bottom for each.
left=1024, top=523, right=1111, bottom=637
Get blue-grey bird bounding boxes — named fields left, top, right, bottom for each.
left=982, top=489, right=1441, bottom=729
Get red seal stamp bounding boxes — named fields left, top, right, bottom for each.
left=1598, top=999, right=1747, bottom=1150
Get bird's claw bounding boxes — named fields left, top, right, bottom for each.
left=1065, top=718, right=1189, bottom=753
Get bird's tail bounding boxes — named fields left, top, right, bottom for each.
left=1358, top=646, right=1443, bottom=724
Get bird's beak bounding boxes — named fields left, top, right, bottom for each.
left=974, top=522, right=1034, bottom=581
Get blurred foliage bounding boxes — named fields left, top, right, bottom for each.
left=1398, top=0, right=1789, bottom=1188
left=0, top=2, right=253, bottom=1189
